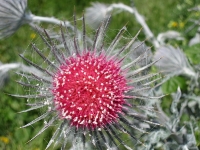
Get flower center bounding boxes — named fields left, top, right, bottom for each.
left=52, top=52, right=128, bottom=129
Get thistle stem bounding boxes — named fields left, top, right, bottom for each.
left=30, top=14, right=74, bottom=30
left=107, top=3, right=160, bottom=48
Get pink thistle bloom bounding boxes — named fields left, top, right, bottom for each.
left=53, top=52, right=130, bottom=129
left=16, top=16, right=161, bottom=149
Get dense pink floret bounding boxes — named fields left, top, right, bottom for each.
left=52, top=52, right=129, bottom=129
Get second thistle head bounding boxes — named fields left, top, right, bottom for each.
left=0, top=0, right=32, bottom=39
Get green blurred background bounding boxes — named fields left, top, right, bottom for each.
left=0, top=0, right=199, bottom=149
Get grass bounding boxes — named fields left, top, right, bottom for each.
left=0, top=0, right=199, bottom=149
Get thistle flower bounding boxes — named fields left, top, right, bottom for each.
left=0, top=0, right=32, bottom=38
left=153, top=45, right=196, bottom=78
left=0, top=0, right=74, bottom=39
left=15, top=16, right=161, bottom=149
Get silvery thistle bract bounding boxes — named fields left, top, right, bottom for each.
left=153, top=45, right=196, bottom=78
left=85, top=2, right=109, bottom=29
left=128, top=41, right=153, bottom=68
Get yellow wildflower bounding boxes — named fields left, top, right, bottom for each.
left=0, top=136, right=9, bottom=144
left=30, top=33, right=36, bottom=39
left=168, top=21, right=178, bottom=28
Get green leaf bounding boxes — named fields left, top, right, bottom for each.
left=162, top=76, right=187, bottom=94
left=184, top=43, right=200, bottom=65
left=14, top=128, right=30, bottom=143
